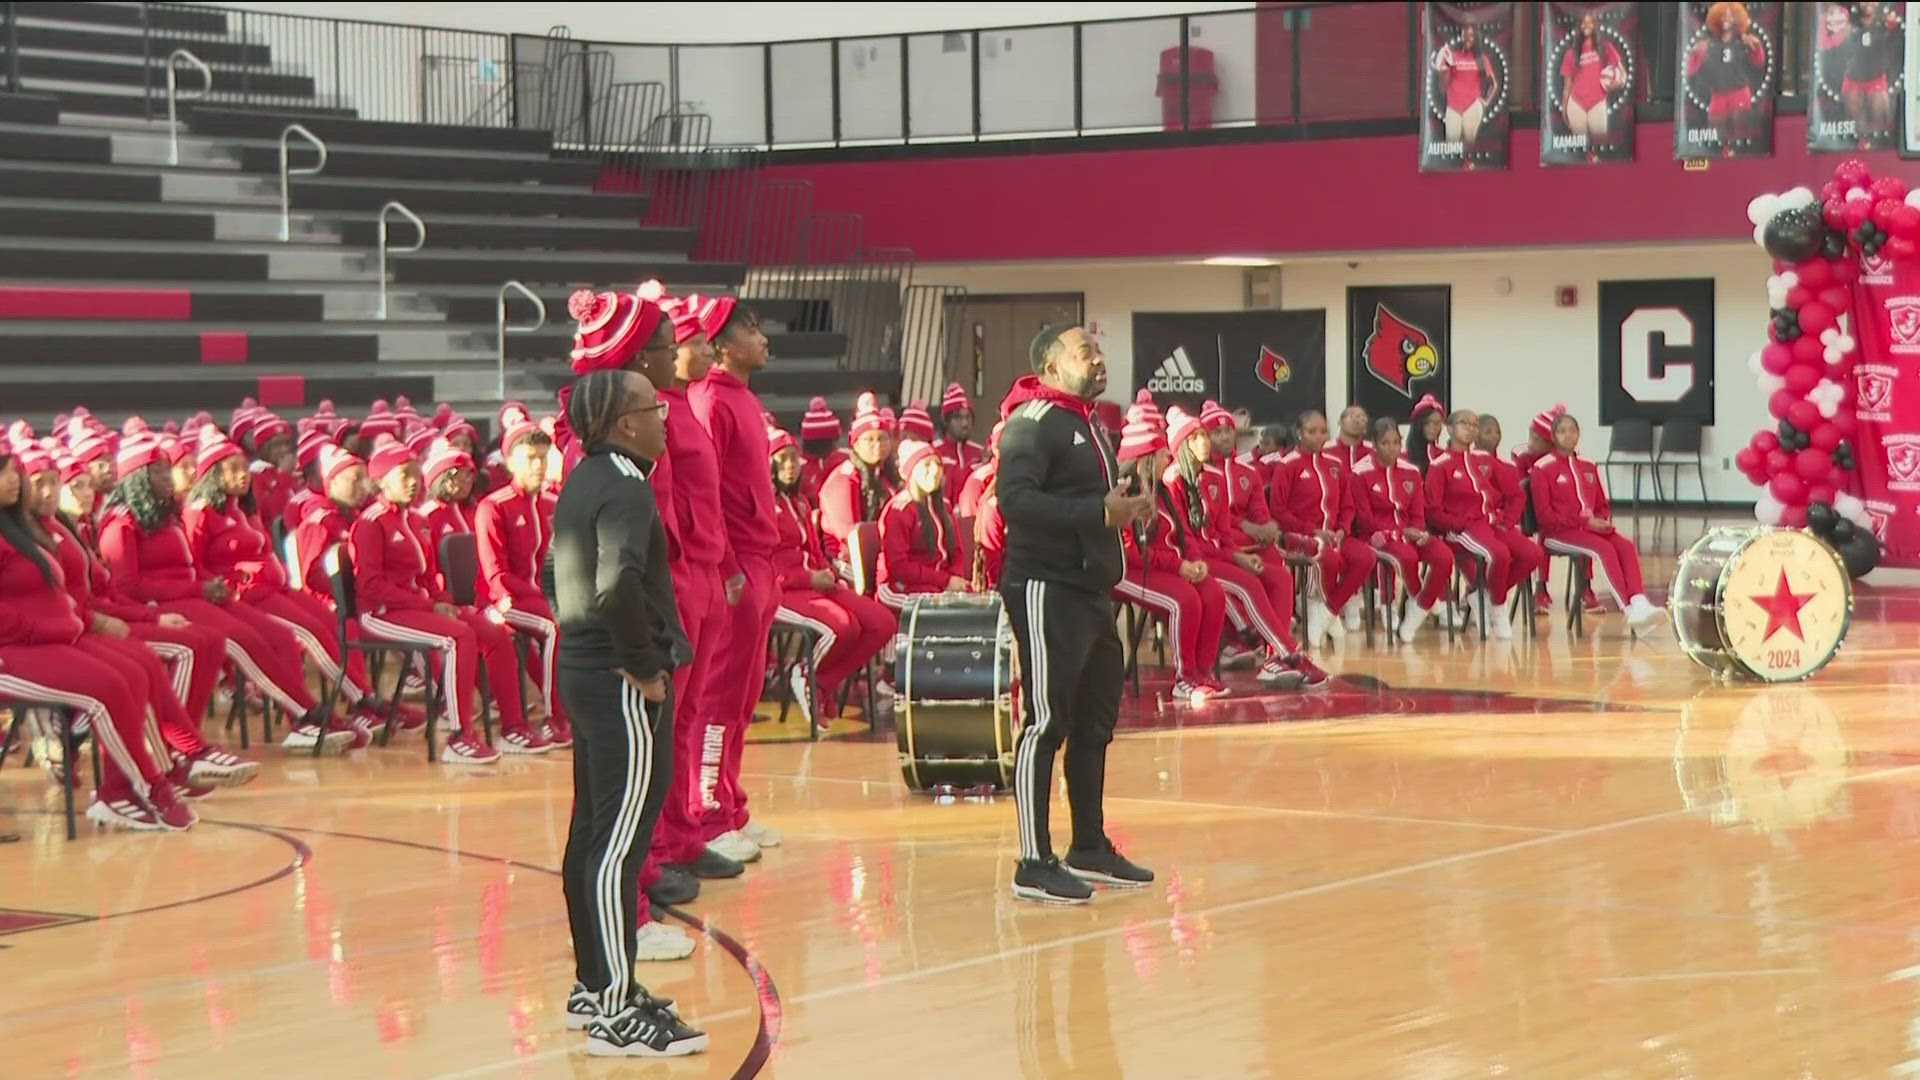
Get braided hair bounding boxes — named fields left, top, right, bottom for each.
left=0, top=455, right=55, bottom=585
left=567, top=369, right=633, bottom=452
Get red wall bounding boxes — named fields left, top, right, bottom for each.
left=762, top=116, right=1912, bottom=263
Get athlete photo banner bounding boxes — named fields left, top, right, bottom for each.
left=1420, top=2, right=1517, bottom=172
left=1675, top=2, right=1780, bottom=160
left=1132, top=310, right=1326, bottom=423
left=1809, top=1, right=1905, bottom=153
left=1541, top=1, right=1640, bottom=166
left=1597, top=278, right=1717, bottom=425
left=1345, top=285, right=1451, bottom=423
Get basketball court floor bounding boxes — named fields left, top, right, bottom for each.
left=6, top=513, right=1918, bottom=1078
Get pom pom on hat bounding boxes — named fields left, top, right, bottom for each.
left=849, top=391, right=894, bottom=439
left=1530, top=403, right=1567, bottom=443
left=1199, top=399, right=1235, bottom=432
left=898, top=401, right=936, bottom=443
left=366, top=436, right=415, bottom=483
left=940, top=382, right=973, bottom=418
left=318, top=444, right=364, bottom=489
left=1165, top=406, right=1204, bottom=451
left=569, top=287, right=667, bottom=376
left=800, top=396, right=841, bottom=442
left=193, top=426, right=245, bottom=482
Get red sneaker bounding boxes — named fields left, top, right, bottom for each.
left=1582, top=589, right=1606, bottom=614
left=165, top=760, right=218, bottom=802
left=147, top=784, right=197, bottom=831
left=1534, top=589, right=1552, bottom=615
left=1284, top=652, right=1332, bottom=690
left=86, top=792, right=164, bottom=831
left=443, top=734, right=501, bottom=766
left=389, top=702, right=428, bottom=733
left=498, top=727, right=552, bottom=755
left=329, top=713, right=372, bottom=750
left=543, top=721, right=573, bottom=749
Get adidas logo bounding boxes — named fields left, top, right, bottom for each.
left=1146, top=347, right=1207, bottom=395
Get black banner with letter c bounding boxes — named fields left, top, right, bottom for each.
left=1598, top=278, right=1716, bottom=425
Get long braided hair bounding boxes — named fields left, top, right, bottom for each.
left=1174, top=437, right=1210, bottom=537
left=102, top=464, right=177, bottom=534
left=0, top=454, right=56, bottom=585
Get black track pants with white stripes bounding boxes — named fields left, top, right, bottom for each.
left=1001, top=579, right=1124, bottom=862
left=559, top=667, right=674, bottom=1015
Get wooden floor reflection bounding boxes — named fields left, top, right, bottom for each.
left=8, top=513, right=1920, bottom=1078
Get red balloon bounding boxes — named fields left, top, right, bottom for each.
left=1795, top=447, right=1833, bottom=480
left=1817, top=286, right=1851, bottom=312
left=1786, top=285, right=1813, bottom=308
left=1771, top=472, right=1809, bottom=505
left=1809, top=483, right=1838, bottom=506
left=1761, top=343, right=1795, bottom=374
left=1734, top=447, right=1762, bottom=474
left=1875, top=198, right=1904, bottom=228
left=1823, top=180, right=1845, bottom=201
left=1890, top=236, right=1918, bottom=261
left=1832, top=410, right=1859, bottom=435
left=1824, top=200, right=1849, bottom=229
left=1782, top=504, right=1810, bottom=528
left=1785, top=364, right=1822, bottom=394
left=1766, top=448, right=1792, bottom=474
left=1755, top=431, right=1781, bottom=453
left=1846, top=200, right=1873, bottom=229
left=1799, top=301, right=1837, bottom=335
left=1834, top=260, right=1859, bottom=284
left=1836, top=159, right=1871, bottom=186
left=1894, top=205, right=1920, bottom=239
left=1797, top=259, right=1833, bottom=288
left=1788, top=400, right=1821, bottom=430
left=1873, top=176, right=1910, bottom=201
left=1769, top=389, right=1797, bottom=419
left=1791, top=335, right=1826, bottom=365
left=1811, top=422, right=1843, bottom=450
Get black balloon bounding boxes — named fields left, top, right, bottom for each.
left=1807, top=502, right=1837, bottom=534
left=1831, top=517, right=1854, bottom=541
left=1778, top=420, right=1799, bottom=444
left=1765, top=206, right=1828, bottom=263
left=1838, top=530, right=1880, bottom=577
left=1823, top=232, right=1849, bottom=259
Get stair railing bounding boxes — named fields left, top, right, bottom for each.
left=496, top=280, right=546, bottom=399
left=376, top=201, right=426, bottom=319
left=277, top=123, right=328, bottom=241
left=165, top=48, right=212, bottom=166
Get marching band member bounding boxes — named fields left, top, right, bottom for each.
left=415, top=437, right=478, bottom=564
left=1405, top=393, right=1448, bottom=473
left=1329, top=404, right=1373, bottom=469
left=897, top=400, right=936, bottom=446
left=771, top=427, right=896, bottom=720
left=1269, top=410, right=1377, bottom=643
left=798, top=396, right=846, bottom=500
left=1200, top=401, right=1300, bottom=664
left=1423, top=410, right=1524, bottom=640
left=934, top=382, right=986, bottom=499
left=1473, top=414, right=1547, bottom=613
left=876, top=439, right=969, bottom=606
left=476, top=415, right=572, bottom=749
left=1352, top=420, right=1453, bottom=642
left=1530, top=413, right=1665, bottom=629
left=818, top=392, right=897, bottom=564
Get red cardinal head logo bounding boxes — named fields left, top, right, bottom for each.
left=1363, top=305, right=1440, bottom=398
left=1256, top=346, right=1292, bottom=391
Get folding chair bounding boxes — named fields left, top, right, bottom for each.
left=842, top=521, right=883, bottom=727
left=1654, top=418, right=1709, bottom=505
left=1602, top=420, right=1662, bottom=508
left=1, top=700, right=96, bottom=840
left=316, top=545, right=446, bottom=760
left=439, top=533, right=516, bottom=738
left=1553, top=550, right=1594, bottom=638
left=768, top=616, right=822, bottom=740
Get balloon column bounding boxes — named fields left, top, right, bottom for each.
left=1740, top=162, right=1884, bottom=578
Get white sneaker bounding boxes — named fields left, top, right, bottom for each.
left=708, top=831, right=761, bottom=863
left=1398, top=601, right=1432, bottom=643
left=1305, top=604, right=1330, bottom=645
left=443, top=735, right=501, bottom=766
left=187, top=749, right=259, bottom=787
left=787, top=665, right=813, bottom=727
left=1341, top=596, right=1362, bottom=632
left=632, top=919, right=697, bottom=961
left=1626, top=596, right=1666, bottom=629
left=280, top=723, right=351, bottom=755
left=1323, top=605, right=1345, bottom=642
left=1490, top=600, right=1514, bottom=641
left=741, top=820, right=782, bottom=848
left=86, top=795, right=165, bottom=832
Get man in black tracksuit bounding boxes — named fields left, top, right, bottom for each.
left=996, top=325, right=1158, bottom=905
left=546, top=369, right=706, bottom=1058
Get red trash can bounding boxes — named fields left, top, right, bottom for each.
left=1157, top=46, right=1218, bottom=130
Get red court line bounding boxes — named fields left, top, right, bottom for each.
left=0, top=287, right=190, bottom=320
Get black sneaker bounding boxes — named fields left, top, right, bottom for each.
left=564, top=982, right=598, bottom=1031
left=646, top=866, right=701, bottom=906
left=584, top=995, right=710, bottom=1058
left=1065, top=843, right=1155, bottom=889
left=670, top=846, right=745, bottom=880
left=1011, top=857, right=1094, bottom=905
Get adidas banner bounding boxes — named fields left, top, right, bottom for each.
left=1597, top=278, right=1716, bottom=425
left=1344, top=285, right=1451, bottom=423
left=1131, top=310, right=1326, bottom=424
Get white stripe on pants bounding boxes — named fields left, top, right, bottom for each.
left=359, top=614, right=463, bottom=732
left=1544, top=537, right=1627, bottom=611
left=1016, top=580, right=1052, bottom=862
left=501, top=608, right=560, bottom=718
left=1212, top=574, right=1285, bottom=657
left=593, top=678, right=652, bottom=1016
left=145, top=640, right=193, bottom=711
left=0, top=674, right=148, bottom=799
left=269, top=613, right=363, bottom=705
left=773, top=607, right=837, bottom=676
left=1112, top=577, right=1188, bottom=681
left=223, top=640, right=306, bottom=719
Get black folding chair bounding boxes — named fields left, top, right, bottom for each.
left=1654, top=418, right=1709, bottom=505
left=1, top=700, right=97, bottom=840
left=316, top=545, right=446, bottom=760
left=439, top=533, right=515, bottom=739
left=1552, top=550, right=1594, bottom=638
left=1602, top=420, right=1662, bottom=508
left=768, top=617, right=822, bottom=739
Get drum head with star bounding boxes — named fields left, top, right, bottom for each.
left=1715, top=529, right=1852, bottom=683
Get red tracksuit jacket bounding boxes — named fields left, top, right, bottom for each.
left=1529, top=452, right=1612, bottom=533
left=955, top=462, right=993, bottom=519
left=98, top=508, right=211, bottom=604
left=1329, top=439, right=1373, bottom=471
left=877, top=490, right=965, bottom=592
left=772, top=490, right=833, bottom=590
left=818, top=459, right=897, bottom=561
left=661, top=385, right=738, bottom=580
left=1156, top=465, right=1230, bottom=563
left=183, top=497, right=288, bottom=599
left=801, top=449, right=847, bottom=502
left=934, top=439, right=985, bottom=498
left=1352, top=455, right=1429, bottom=540
left=349, top=500, right=442, bottom=614
left=0, top=541, right=86, bottom=646
left=475, top=485, right=554, bottom=609
left=1485, top=453, right=1527, bottom=530
left=291, top=501, right=353, bottom=602
left=1269, top=449, right=1357, bottom=535
left=688, top=369, right=778, bottom=558
left=250, top=462, right=295, bottom=529
left=975, top=493, right=1004, bottom=589
left=45, top=516, right=153, bottom=624
left=1423, top=450, right=1500, bottom=534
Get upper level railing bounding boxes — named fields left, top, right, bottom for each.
left=0, top=2, right=1822, bottom=148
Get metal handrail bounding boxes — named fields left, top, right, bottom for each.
left=496, top=280, right=546, bottom=399
left=375, top=201, right=426, bottom=319
left=165, top=49, right=212, bottom=166
left=277, top=123, right=328, bottom=242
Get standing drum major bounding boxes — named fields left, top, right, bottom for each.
left=1669, top=526, right=1851, bottom=682
left=893, top=594, right=1017, bottom=791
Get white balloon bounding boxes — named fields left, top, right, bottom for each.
left=1754, top=222, right=1770, bottom=248
left=1825, top=347, right=1845, bottom=365
left=1781, top=271, right=1800, bottom=288
left=1748, top=194, right=1779, bottom=226
left=1782, top=187, right=1816, bottom=209
left=1817, top=399, right=1839, bottom=418
left=1847, top=185, right=1872, bottom=203
left=1747, top=349, right=1765, bottom=375
left=1758, top=372, right=1786, bottom=393
left=1820, top=327, right=1840, bottom=345
left=1907, top=189, right=1920, bottom=210
left=1755, top=493, right=1785, bottom=526
left=1838, top=334, right=1856, bottom=352
left=1835, top=492, right=1872, bottom=528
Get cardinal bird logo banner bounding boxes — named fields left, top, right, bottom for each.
left=1133, top=310, right=1326, bottom=424
left=1256, top=346, right=1292, bottom=390
left=1347, top=286, right=1451, bottom=422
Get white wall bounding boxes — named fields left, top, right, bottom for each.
left=922, top=242, right=1771, bottom=502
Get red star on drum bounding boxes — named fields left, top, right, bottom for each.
left=1750, top=569, right=1813, bottom=643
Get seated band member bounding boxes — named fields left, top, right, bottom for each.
left=770, top=428, right=897, bottom=719
left=236, top=409, right=297, bottom=529
left=1329, top=404, right=1372, bottom=469
left=416, top=438, right=478, bottom=567
left=23, top=446, right=256, bottom=792
left=1473, top=414, right=1547, bottom=611
left=1199, top=401, right=1301, bottom=665
left=798, top=396, right=847, bottom=501
left=477, top=417, right=572, bottom=749
left=818, top=392, right=896, bottom=565
left=349, top=440, right=516, bottom=763
left=1405, top=393, right=1448, bottom=474
left=0, top=449, right=197, bottom=831
left=183, top=427, right=383, bottom=748
left=876, top=439, right=968, bottom=607
left=1530, top=413, right=1665, bottom=629
left=1270, top=410, right=1377, bottom=644
left=1109, top=408, right=1229, bottom=703
left=1513, top=405, right=1565, bottom=614
left=1423, top=410, right=1531, bottom=641
left=955, top=421, right=1004, bottom=520
left=1162, top=407, right=1324, bottom=688
left=1352, top=419, right=1454, bottom=642
left=98, top=435, right=344, bottom=754
left=934, top=382, right=986, bottom=500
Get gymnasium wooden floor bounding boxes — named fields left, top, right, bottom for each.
left=7, top=514, right=1920, bottom=1079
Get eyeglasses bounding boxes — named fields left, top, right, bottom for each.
left=619, top=400, right=669, bottom=422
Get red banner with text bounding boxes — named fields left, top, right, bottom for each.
left=1848, top=254, right=1920, bottom=567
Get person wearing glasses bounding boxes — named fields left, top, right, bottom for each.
left=547, top=368, right=706, bottom=1059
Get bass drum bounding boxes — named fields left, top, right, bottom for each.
left=1669, top=526, right=1852, bottom=682
left=894, top=594, right=1017, bottom=791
